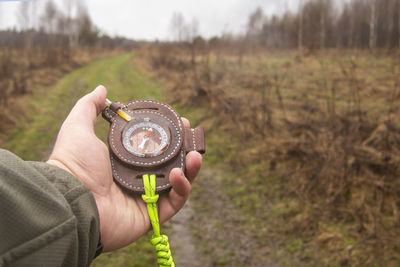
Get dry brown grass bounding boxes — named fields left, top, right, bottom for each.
left=0, top=47, right=120, bottom=141
left=139, top=44, right=400, bottom=265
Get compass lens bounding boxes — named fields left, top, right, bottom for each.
left=122, top=121, right=169, bottom=157
left=130, top=127, right=162, bottom=153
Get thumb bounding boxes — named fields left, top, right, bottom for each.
left=63, top=85, right=107, bottom=131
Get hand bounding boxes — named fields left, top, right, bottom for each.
left=47, top=85, right=202, bottom=251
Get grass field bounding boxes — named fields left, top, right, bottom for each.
left=141, top=46, right=400, bottom=266
left=4, top=48, right=400, bottom=266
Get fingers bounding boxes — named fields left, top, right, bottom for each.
left=169, top=168, right=191, bottom=197
left=158, top=116, right=202, bottom=222
left=185, top=151, right=202, bottom=183
left=90, top=85, right=108, bottom=115
left=63, top=85, right=107, bottom=131
left=158, top=150, right=202, bottom=222
left=158, top=168, right=190, bottom=223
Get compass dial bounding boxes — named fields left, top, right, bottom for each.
left=122, top=121, right=169, bottom=157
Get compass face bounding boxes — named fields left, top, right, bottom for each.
left=122, top=120, right=169, bottom=157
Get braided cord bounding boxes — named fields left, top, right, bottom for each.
left=142, top=174, right=175, bottom=267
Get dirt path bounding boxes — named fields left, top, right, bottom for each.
left=168, top=167, right=276, bottom=267
left=168, top=199, right=212, bottom=266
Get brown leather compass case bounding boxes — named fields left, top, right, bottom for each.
left=102, top=100, right=205, bottom=194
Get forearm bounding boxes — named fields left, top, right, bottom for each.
left=0, top=149, right=100, bottom=267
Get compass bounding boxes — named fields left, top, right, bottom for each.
left=102, top=99, right=205, bottom=194
left=122, top=119, right=170, bottom=157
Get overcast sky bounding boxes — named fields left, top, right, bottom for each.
left=0, top=0, right=344, bottom=40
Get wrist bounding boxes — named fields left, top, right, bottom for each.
left=47, top=158, right=106, bottom=255
left=92, top=185, right=134, bottom=252
left=47, top=158, right=74, bottom=176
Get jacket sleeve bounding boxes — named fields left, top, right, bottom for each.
left=0, top=149, right=100, bottom=267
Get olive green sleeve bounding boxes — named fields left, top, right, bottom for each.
left=0, top=149, right=100, bottom=267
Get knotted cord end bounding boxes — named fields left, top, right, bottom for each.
left=142, top=194, right=159, bottom=204
left=142, top=174, right=175, bottom=267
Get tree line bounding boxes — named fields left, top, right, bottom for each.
left=244, top=0, right=400, bottom=50
left=0, top=0, right=135, bottom=116
left=0, top=0, right=135, bottom=50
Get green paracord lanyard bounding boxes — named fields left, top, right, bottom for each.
left=142, top=174, right=175, bottom=267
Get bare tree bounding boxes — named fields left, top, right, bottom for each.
left=17, top=2, right=31, bottom=30
left=247, top=7, right=264, bottom=37
left=0, top=5, right=3, bottom=29
left=320, top=0, right=326, bottom=49
left=41, top=0, right=58, bottom=34
left=246, top=6, right=264, bottom=50
left=182, top=17, right=199, bottom=43
left=17, top=2, right=35, bottom=52
left=298, top=0, right=304, bottom=52
left=63, top=0, right=79, bottom=48
left=369, top=0, right=377, bottom=49
left=398, top=0, right=400, bottom=47
left=349, top=4, right=355, bottom=47
left=385, top=0, right=394, bottom=48
left=76, top=2, right=97, bottom=46
left=169, top=12, right=185, bottom=42
left=30, top=0, right=38, bottom=30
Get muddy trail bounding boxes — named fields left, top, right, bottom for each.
left=167, top=167, right=275, bottom=267
left=168, top=200, right=209, bottom=266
